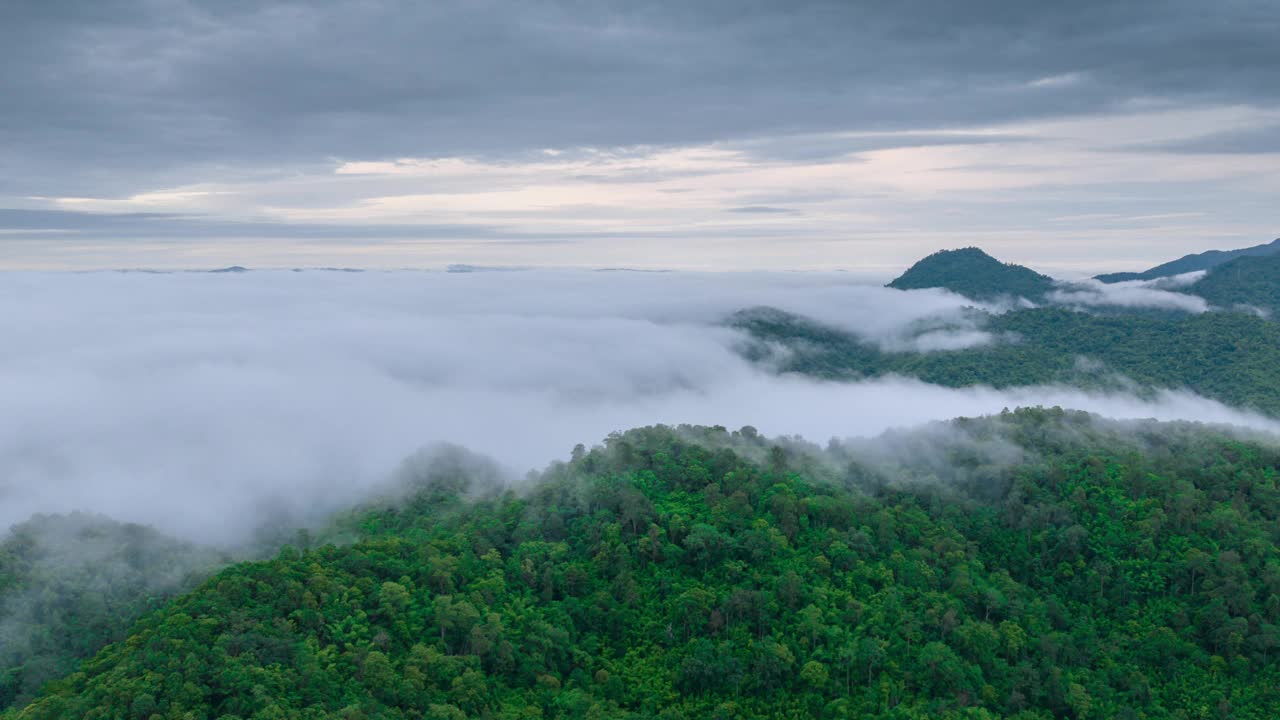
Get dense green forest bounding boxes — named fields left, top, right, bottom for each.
left=6, top=410, right=1280, bottom=718
left=0, top=514, right=227, bottom=710
left=733, top=306, right=1280, bottom=416
left=886, top=248, right=1055, bottom=303
left=1189, top=255, right=1280, bottom=314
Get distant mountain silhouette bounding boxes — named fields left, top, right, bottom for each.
left=887, top=247, right=1054, bottom=302
left=1189, top=253, right=1280, bottom=313
left=1095, top=238, right=1280, bottom=283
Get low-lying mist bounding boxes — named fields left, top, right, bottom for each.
left=1049, top=274, right=1211, bottom=313
left=2, top=269, right=1277, bottom=544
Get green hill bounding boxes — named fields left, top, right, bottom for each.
left=887, top=248, right=1055, bottom=303
left=1096, top=238, right=1280, bottom=283
left=1190, top=254, right=1280, bottom=314
left=8, top=413, right=1280, bottom=719
left=732, top=305, right=1280, bottom=416
left=0, top=514, right=226, bottom=710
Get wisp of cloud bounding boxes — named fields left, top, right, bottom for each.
left=1047, top=274, right=1211, bottom=313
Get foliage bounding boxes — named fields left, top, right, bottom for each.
left=1189, top=254, right=1280, bottom=314
left=886, top=248, right=1055, bottom=302
left=733, top=305, right=1280, bottom=416
left=8, top=411, right=1280, bottom=718
left=0, top=514, right=226, bottom=710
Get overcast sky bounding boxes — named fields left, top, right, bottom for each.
left=2, top=0, right=1278, bottom=272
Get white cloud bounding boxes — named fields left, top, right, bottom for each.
left=1, top=270, right=1276, bottom=544
left=1146, top=270, right=1208, bottom=289
left=1047, top=275, right=1210, bottom=312
left=11, top=105, right=1279, bottom=272
left=1027, top=72, right=1086, bottom=88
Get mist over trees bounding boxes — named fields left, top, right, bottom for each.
left=3, top=0, right=1278, bottom=711
left=1190, top=254, right=1280, bottom=315
left=9, top=268, right=1278, bottom=545
left=6, top=411, right=1280, bottom=718
left=5, top=241, right=1280, bottom=717
left=0, top=514, right=228, bottom=708
left=883, top=241, right=1280, bottom=317
left=734, top=305, right=1280, bottom=416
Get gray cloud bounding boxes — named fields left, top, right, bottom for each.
left=2, top=0, right=1277, bottom=196
left=1135, top=124, right=1280, bottom=154
left=0, top=208, right=511, bottom=241
left=731, top=132, right=1031, bottom=164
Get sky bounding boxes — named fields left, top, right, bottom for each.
left=2, top=0, right=1278, bottom=272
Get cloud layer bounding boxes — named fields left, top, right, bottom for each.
left=2, top=2, right=1278, bottom=270
left=2, top=270, right=1277, bottom=543
left=4, top=0, right=1278, bottom=190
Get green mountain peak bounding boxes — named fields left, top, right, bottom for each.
left=887, top=247, right=1055, bottom=303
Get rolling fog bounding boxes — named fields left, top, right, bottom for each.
left=2, top=268, right=1274, bottom=544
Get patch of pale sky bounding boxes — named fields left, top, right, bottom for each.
left=8, top=105, right=1278, bottom=272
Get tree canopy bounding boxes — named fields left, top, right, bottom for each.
left=886, top=248, right=1055, bottom=303
left=1189, top=254, right=1280, bottom=314
left=7, top=411, right=1280, bottom=718
left=733, top=305, right=1280, bottom=416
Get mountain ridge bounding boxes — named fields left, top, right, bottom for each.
left=1190, top=252, right=1280, bottom=313
left=1096, top=238, right=1280, bottom=283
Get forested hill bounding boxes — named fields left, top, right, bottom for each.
left=886, top=248, right=1055, bottom=303
left=0, top=514, right=227, bottom=710
left=732, top=305, right=1280, bottom=416
left=8, top=412, right=1280, bottom=719
left=1096, top=238, right=1280, bottom=283
left=1190, top=253, right=1280, bottom=314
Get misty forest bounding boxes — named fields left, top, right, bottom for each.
left=8, top=1, right=1280, bottom=716
left=5, top=242, right=1280, bottom=719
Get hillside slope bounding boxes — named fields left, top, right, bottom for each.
left=732, top=306, right=1280, bottom=416
left=887, top=248, right=1055, bottom=303
left=9, top=414, right=1280, bottom=719
left=1096, top=238, right=1280, bottom=283
left=1190, top=254, right=1280, bottom=313
left=0, top=514, right=226, bottom=710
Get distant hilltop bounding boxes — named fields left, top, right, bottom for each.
left=887, top=238, right=1280, bottom=312
left=1095, top=237, right=1280, bottom=283
left=886, top=247, right=1054, bottom=303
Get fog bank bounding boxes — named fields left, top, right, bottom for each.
left=2, top=270, right=1275, bottom=543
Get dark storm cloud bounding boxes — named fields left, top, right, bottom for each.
left=2, top=0, right=1277, bottom=195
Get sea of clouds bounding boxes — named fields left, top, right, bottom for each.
left=1, top=269, right=1273, bottom=543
